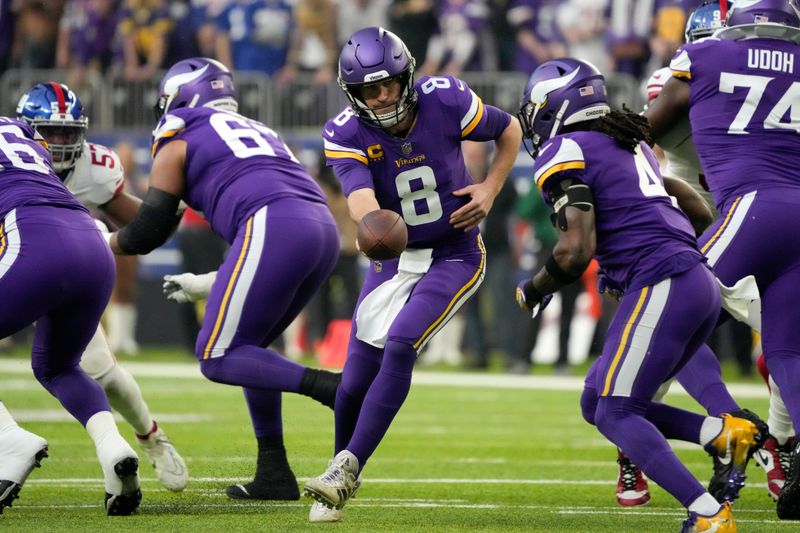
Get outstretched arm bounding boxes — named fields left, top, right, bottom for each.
left=450, top=117, right=522, bottom=231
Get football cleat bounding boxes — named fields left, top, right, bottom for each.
left=226, top=467, right=300, bottom=501
left=304, top=450, right=359, bottom=510
left=680, top=501, right=736, bottom=533
left=727, top=408, right=769, bottom=445
left=753, top=435, right=793, bottom=501
left=0, top=426, right=48, bottom=514
left=777, top=436, right=800, bottom=520
left=137, top=426, right=188, bottom=492
left=308, top=474, right=362, bottom=523
left=705, top=414, right=759, bottom=503
left=616, top=449, right=650, bottom=507
left=97, top=434, right=141, bottom=516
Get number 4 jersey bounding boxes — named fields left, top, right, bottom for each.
left=152, top=107, right=326, bottom=242
left=670, top=36, right=800, bottom=207
left=323, top=75, right=511, bottom=249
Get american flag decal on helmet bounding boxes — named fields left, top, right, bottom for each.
left=579, top=86, right=595, bottom=96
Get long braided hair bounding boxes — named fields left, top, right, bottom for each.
left=562, top=105, right=653, bottom=153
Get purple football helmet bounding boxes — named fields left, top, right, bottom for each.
left=338, top=27, right=417, bottom=128
left=727, top=0, right=800, bottom=27
left=154, top=57, right=237, bottom=120
left=16, top=82, right=88, bottom=173
left=518, top=58, right=610, bottom=158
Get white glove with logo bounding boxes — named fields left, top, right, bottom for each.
left=162, top=271, right=217, bottom=303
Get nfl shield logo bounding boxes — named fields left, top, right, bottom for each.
left=579, top=86, right=594, bottom=96
left=401, top=142, right=413, bottom=155
left=374, top=261, right=382, bottom=273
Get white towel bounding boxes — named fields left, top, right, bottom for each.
left=355, top=249, right=434, bottom=348
left=717, top=275, right=761, bottom=332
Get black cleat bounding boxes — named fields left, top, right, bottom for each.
left=729, top=408, right=769, bottom=446
left=706, top=414, right=759, bottom=503
left=777, top=437, right=800, bottom=520
left=104, top=457, right=142, bottom=516
left=226, top=469, right=300, bottom=500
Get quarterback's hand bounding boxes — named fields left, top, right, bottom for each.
left=515, top=280, right=553, bottom=318
left=162, top=271, right=217, bottom=303
left=597, top=270, right=623, bottom=301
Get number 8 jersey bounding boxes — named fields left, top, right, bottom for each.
left=323, top=75, right=511, bottom=249
left=152, top=107, right=327, bottom=242
left=670, top=35, right=800, bottom=207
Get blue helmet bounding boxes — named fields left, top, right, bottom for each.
left=16, top=82, right=88, bottom=173
left=685, top=1, right=732, bottom=42
left=518, top=58, right=610, bottom=158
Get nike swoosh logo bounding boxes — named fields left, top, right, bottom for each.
left=538, top=143, right=553, bottom=157
left=325, top=128, right=335, bottom=137
left=718, top=444, right=732, bottom=465
left=706, top=523, right=720, bottom=533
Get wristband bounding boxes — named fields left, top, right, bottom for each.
left=545, top=255, right=582, bottom=284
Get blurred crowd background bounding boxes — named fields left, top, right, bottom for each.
left=0, top=0, right=757, bottom=377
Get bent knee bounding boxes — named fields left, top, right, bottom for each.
left=580, top=386, right=598, bottom=426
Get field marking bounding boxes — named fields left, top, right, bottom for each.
left=0, top=359, right=769, bottom=398
left=8, top=500, right=794, bottom=525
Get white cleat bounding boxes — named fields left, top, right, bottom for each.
left=308, top=473, right=362, bottom=522
left=97, top=434, right=141, bottom=515
left=304, top=450, right=359, bottom=510
left=137, top=426, right=188, bottom=492
left=0, top=425, right=48, bottom=513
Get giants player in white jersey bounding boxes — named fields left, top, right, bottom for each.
left=15, top=82, right=188, bottom=492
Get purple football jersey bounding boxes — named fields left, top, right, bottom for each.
left=670, top=37, right=800, bottom=207
left=0, top=117, right=87, bottom=219
left=152, top=107, right=327, bottom=242
left=323, top=75, right=510, bottom=249
left=533, top=131, right=702, bottom=292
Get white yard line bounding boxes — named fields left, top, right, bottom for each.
left=0, top=359, right=769, bottom=398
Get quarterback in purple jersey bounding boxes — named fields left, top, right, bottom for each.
left=516, top=58, right=761, bottom=532
left=646, top=0, right=800, bottom=520
left=107, top=57, right=342, bottom=502
left=303, top=27, right=521, bottom=521
left=0, top=118, right=141, bottom=515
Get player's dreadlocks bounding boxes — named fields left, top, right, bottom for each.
left=563, top=105, right=653, bottom=153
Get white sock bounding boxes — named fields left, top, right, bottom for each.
left=0, top=401, right=18, bottom=431
left=688, top=492, right=721, bottom=516
left=699, top=417, right=724, bottom=447
left=106, top=303, right=138, bottom=353
left=96, top=364, right=154, bottom=436
left=768, top=376, right=795, bottom=445
left=86, top=411, right=122, bottom=449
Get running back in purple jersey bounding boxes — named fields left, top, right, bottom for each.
left=152, top=107, right=327, bottom=242
left=0, top=117, right=87, bottom=218
left=670, top=36, right=800, bottom=207
left=533, top=131, right=703, bottom=292
left=323, top=75, right=511, bottom=249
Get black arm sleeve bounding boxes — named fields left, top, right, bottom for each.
left=116, top=187, right=181, bottom=255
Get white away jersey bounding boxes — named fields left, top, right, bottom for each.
left=63, top=142, right=125, bottom=209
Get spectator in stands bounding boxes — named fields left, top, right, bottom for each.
left=214, top=0, right=294, bottom=76
left=279, top=0, right=337, bottom=85
left=165, top=0, right=212, bottom=65
left=117, top=0, right=172, bottom=82
left=556, top=0, right=609, bottom=70
left=0, top=0, right=16, bottom=76
left=605, top=0, right=654, bottom=78
left=388, top=0, right=437, bottom=65
left=11, top=0, right=63, bottom=70
left=57, top=0, right=118, bottom=78
left=648, top=0, right=694, bottom=71
left=507, top=0, right=567, bottom=75
left=419, top=0, right=490, bottom=76
left=336, top=0, right=390, bottom=49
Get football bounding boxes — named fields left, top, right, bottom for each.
left=357, top=209, right=408, bottom=260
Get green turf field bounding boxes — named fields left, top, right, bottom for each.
left=0, top=349, right=791, bottom=532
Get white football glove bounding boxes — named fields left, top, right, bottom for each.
left=162, top=271, right=217, bottom=303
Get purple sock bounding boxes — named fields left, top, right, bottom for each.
left=676, top=343, right=739, bottom=416
left=32, top=365, right=111, bottom=426
left=243, top=388, right=283, bottom=438
left=335, top=339, right=382, bottom=454
left=595, top=396, right=706, bottom=507
left=646, top=402, right=705, bottom=442
left=346, top=339, right=416, bottom=469
left=200, top=345, right=305, bottom=391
